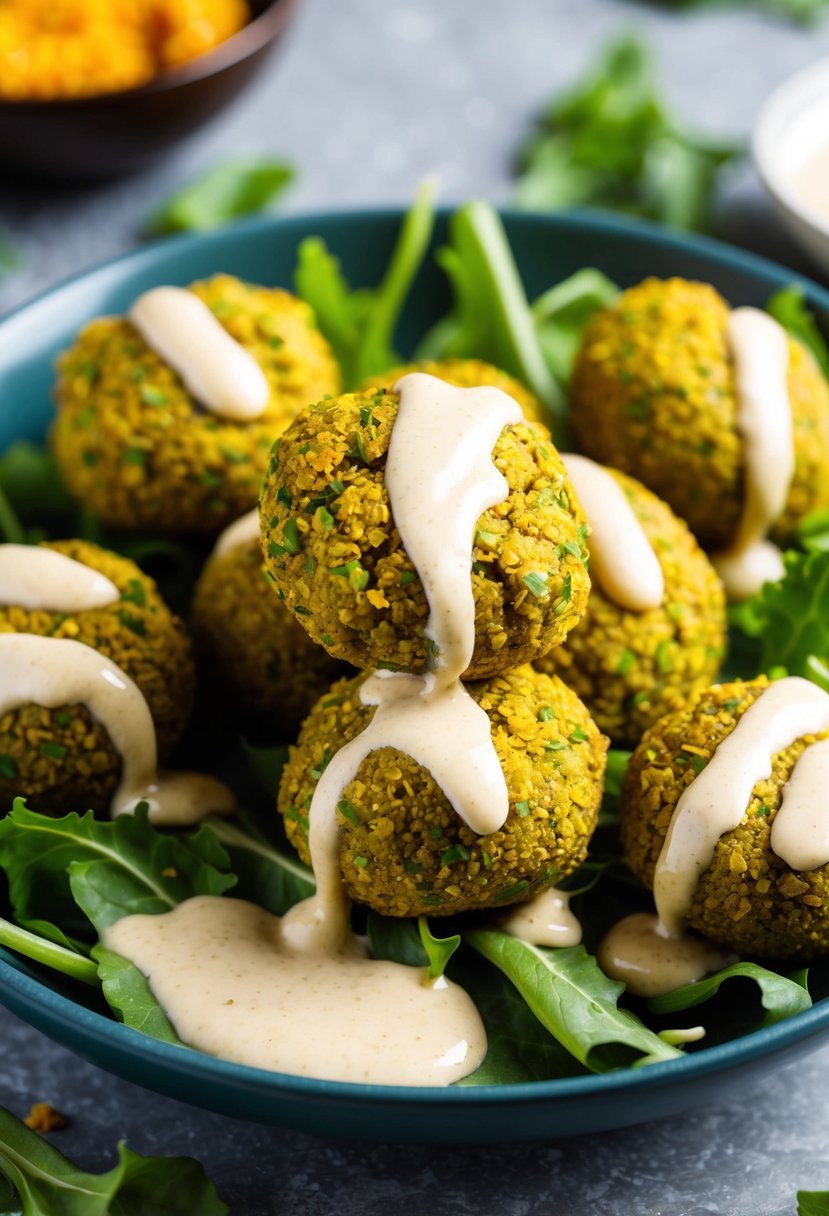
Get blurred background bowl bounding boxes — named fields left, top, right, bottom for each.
left=0, top=0, right=296, bottom=183
left=754, top=55, right=829, bottom=279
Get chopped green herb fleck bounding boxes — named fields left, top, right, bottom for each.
left=41, top=741, right=67, bottom=760
left=0, top=755, right=18, bottom=779
left=516, top=800, right=531, bottom=817
left=523, top=571, right=549, bottom=597
left=538, top=706, right=555, bottom=722
left=440, top=844, right=471, bottom=867
left=338, top=799, right=360, bottom=826
left=140, top=385, right=169, bottom=407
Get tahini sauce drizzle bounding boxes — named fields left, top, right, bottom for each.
left=502, top=886, right=582, bottom=947
left=713, top=308, right=794, bottom=601
left=561, top=454, right=664, bottom=612
left=109, top=374, right=520, bottom=1084
left=0, top=545, right=119, bottom=611
left=598, top=912, right=735, bottom=999
left=601, top=677, right=829, bottom=997
left=0, top=634, right=235, bottom=826
left=129, top=287, right=270, bottom=422
left=212, top=508, right=261, bottom=558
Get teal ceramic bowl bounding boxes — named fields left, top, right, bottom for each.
left=1, top=209, right=829, bottom=1142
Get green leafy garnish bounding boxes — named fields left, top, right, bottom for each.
left=467, top=930, right=682, bottom=1069
left=295, top=178, right=436, bottom=387
left=532, top=268, right=619, bottom=385
left=418, top=918, right=461, bottom=979
left=0, top=915, right=98, bottom=986
left=647, top=962, right=812, bottom=1028
left=93, top=945, right=183, bottom=1043
left=0, top=1104, right=227, bottom=1215
left=515, top=37, right=740, bottom=233
left=206, top=813, right=315, bottom=917
left=767, top=284, right=829, bottom=379
left=655, top=0, right=829, bottom=22
left=799, top=1191, right=829, bottom=1215
left=145, top=159, right=294, bottom=235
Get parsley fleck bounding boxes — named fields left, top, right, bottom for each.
left=354, top=856, right=368, bottom=869
left=523, top=571, right=549, bottom=598
left=399, top=570, right=417, bottom=585
left=120, top=578, right=146, bottom=607
left=538, top=706, right=555, bottom=722
left=440, top=844, right=470, bottom=867
left=0, top=755, right=18, bottom=779
left=122, top=448, right=147, bottom=467
left=338, top=799, right=360, bottom=826
left=140, top=385, right=169, bottom=407
left=616, top=648, right=636, bottom=676
left=41, top=741, right=67, bottom=760
left=516, top=800, right=530, bottom=817
left=569, top=727, right=589, bottom=743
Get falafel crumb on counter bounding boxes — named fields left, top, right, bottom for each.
left=502, top=885, right=582, bottom=947
left=0, top=634, right=235, bottom=826
left=211, top=507, right=261, bottom=558
left=712, top=308, right=794, bottom=601
left=0, top=545, right=119, bottom=612
left=128, top=286, right=270, bottom=422
left=560, top=455, right=663, bottom=612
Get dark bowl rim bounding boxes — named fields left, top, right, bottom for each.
left=0, top=0, right=296, bottom=113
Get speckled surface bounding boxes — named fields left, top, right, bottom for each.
left=2, top=1, right=829, bottom=1211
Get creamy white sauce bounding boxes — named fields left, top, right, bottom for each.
left=771, top=736, right=829, bottom=871
left=561, top=454, right=664, bottom=612
left=212, top=508, right=261, bottom=559
left=598, top=912, right=735, bottom=999
left=792, top=141, right=829, bottom=224
left=713, top=308, right=793, bottom=601
left=654, top=677, right=829, bottom=935
left=105, top=896, right=486, bottom=1085
left=0, top=545, right=119, bottom=612
left=0, top=634, right=235, bottom=826
left=129, top=286, right=270, bottom=422
left=502, top=886, right=582, bottom=947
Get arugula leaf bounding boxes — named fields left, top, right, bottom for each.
left=145, top=159, right=294, bottom=235
left=418, top=918, right=461, bottom=979
left=238, top=741, right=290, bottom=803
left=206, top=812, right=314, bottom=916
left=295, top=178, right=435, bottom=388
left=366, top=911, right=427, bottom=967
left=0, top=1104, right=227, bottom=1215
left=767, top=284, right=829, bottom=379
left=729, top=549, right=829, bottom=692
left=515, top=37, right=740, bottom=234
left=656, top=0, right=829, bottom=23
left=416, top=201, right=566, bottom=432
left=0, top=915, right=98, bottom=986
left=800, top=1192, right=829, bottom=1216
left=532, top=268, right=618, bottom=385
left=467, top=929, right=682, bottom=1070
left=647, top=962, right=812, bottom=1027
left=92, top=946, right=182, bottom=1044
left=0, top=801, right=235, bottom=939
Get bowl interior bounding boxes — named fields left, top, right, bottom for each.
left=2, top=208, right=829, bottom=1141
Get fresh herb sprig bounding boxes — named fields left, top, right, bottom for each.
left=146, top=159, right=295, bottom=235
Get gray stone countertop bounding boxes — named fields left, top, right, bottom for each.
left=2, top=1, right=829, bottom=1212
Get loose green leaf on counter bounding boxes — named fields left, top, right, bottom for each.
left=647, top=961, right=812, bottom=1028
left=767, top=284, right=829, bottom=380
left=0, top=1104, right=228, bottom=1216
left=515, top=37, right=741, bottom=233
left=800, top=1191, right=829, bottom=1216
left=467, top=929, right=682, bottom=1070
left=654, top=0, right=829, bottom=22
left=145, top=158, right=295, bottom=235
left=93, top=945, right=183, bottom=1044
left=295, top=178, right=436, bottom=388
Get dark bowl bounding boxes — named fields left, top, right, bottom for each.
left=0, top=0, right=296, bottom=182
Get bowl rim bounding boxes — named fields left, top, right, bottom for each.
left=0, top=0, right=296, bottom=112
left=753, top=53, right=829, bottom=243
left=2, top=204, right=829, bottom=1114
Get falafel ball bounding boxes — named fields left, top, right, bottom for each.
left=362, top=358, right=548, bottom=427
left=260, top=387, right=591, bottom=678
left=279, top=664, right=608, bottom=917
left=0, top=539, right=194, bottom=815
left=621, top=677, right=829, bottom=959
left=191, top=536, right=350, bottom=736
left=536, top=468, right=726, bottom=745
left=52, top=275, right=341, bottom=534
left=570, top=278, right=829, bottom=549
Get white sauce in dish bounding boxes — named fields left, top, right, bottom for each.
left=212, top=508, right=261, bottom=559
left=653, top=676, right=829, bottom=936
left=792, top=142, right=829, bottom=224
left=561, top=454, right=664, bottom=612
left=128, top=287, right=270, bottom=422
left=598, top=912, right=734, bottom=999
left=502, top=886, right=582, bottom=947
left=713, top=308, right=793, bottom=601
left=771, top=736, right=829, bottom=871
left=0, top=634, right=235, bottom=826
left=0, top=545, right=119, bottom=612
left=105, top=896, right=487, bottom=1085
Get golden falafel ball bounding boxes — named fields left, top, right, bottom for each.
left=0, top=539, right=194, bottom=816
left=570, top=278, right=829, bottom=549
left=621, top=677, right=829, bottom=959
left=361, top=358, right=548, bottom=427
left=52, top=275, right=341, bottom=534
left=191, top=537, right=350, bottom=736
left=260, top=388, right=591, bottom=678
left=279, top=665, right=608, bottom=917
left=536, top=469, right=726, bottom=745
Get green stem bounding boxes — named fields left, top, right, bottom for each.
left=0, top=915, right=100, bottom=986
left=531, top=268, right=618, bottom=322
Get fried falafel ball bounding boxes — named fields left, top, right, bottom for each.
left=191, top=536, right=350, bottom=736
left=52, top=275, right=341, bottom=534
left=362, top=358, right=548, bottom=427
left=0, top=539, right=194, bottom=816
left=536, top=469, right=726, bottom=745
left=279, top=665, right=608, bottom=917
left=260, top=388, right=591, bottom=678
left=621, top=677, right=829, bottom=959
left=570, top=278, right=829, bottom=549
